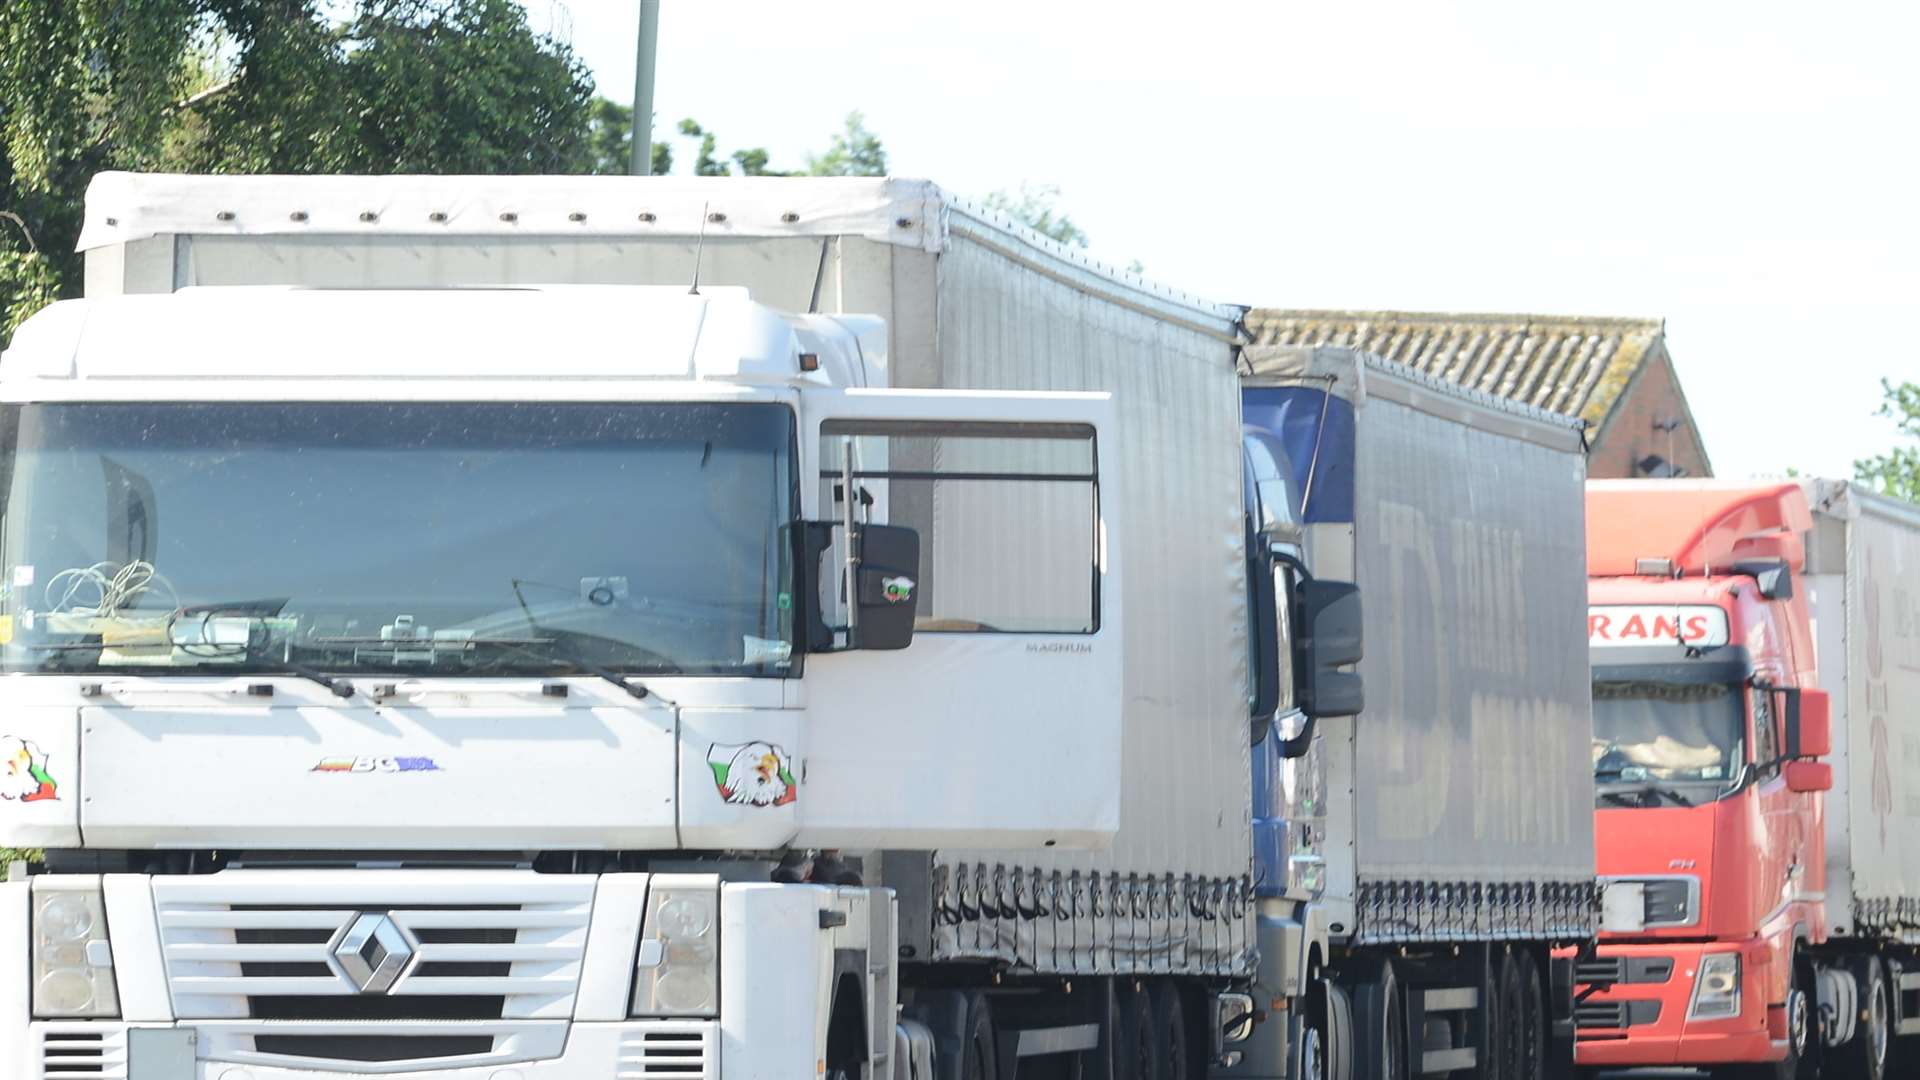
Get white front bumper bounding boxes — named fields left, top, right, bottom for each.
left=5, top=874, right=895, bottom=1080
left=25, top=1020, right=716, bottom=1079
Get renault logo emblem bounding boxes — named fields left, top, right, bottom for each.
left=331, top=913, right=415, bottom=994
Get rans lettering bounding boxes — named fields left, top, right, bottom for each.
left=1586, top=613, right=1712, bottom=642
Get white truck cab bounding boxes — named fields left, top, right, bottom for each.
left=0, top=282, right=1118, bottom=1079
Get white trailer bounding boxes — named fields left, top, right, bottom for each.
left=0, top=174, right=1307, bottom=1080
left=1805, top=478, right=1920, bottom=1076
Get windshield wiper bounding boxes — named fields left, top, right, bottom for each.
left=242, top=657, right=356, bottom=699
left=452, top=636, right=668, bottom=704
left=1594, top=779, right=1695, bottom=808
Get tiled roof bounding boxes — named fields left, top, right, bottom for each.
left=1243, top=310, right=1664, bottom=426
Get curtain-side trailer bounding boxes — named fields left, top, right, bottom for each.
left=1231, top=344, right=1598, bottom=1080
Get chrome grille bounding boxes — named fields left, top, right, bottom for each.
left=35, top=1026, right=126, bottom=1080
left=1576, top=957, right=1623, bottom=984
left=1642, top=879, right=1694, bottom=926
left=618, top=1025, right=718, bottom=1080
left=1574, top=1000, right=1625, bottom=1029
left=153, top=871, right=594, bottom=1020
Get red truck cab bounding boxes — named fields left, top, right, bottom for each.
left=1575, top=481, right=1833, bottom=1078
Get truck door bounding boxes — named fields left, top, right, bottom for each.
left=791, top=388, right=1122, bottom=851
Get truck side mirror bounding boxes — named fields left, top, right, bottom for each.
left=1784, top=760, right=1832, bottom=793
left=802, top=521, right=921, bottom=652
left=1248, top=530, right=1283, bottom=738
left=852, top=524, right=920, bottom=651
left=1786, top=687, right=1831, bottom=758
left=1297, top=579, right=1363, bottom=719
left=1732, top=557, right=1794, bottom=601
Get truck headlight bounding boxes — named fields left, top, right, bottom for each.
left=631, top=878, right=719, bottom=1018
left=33, top=883, right=119, bottom=1018
left=1688, top=952, right=1741, bottom=1021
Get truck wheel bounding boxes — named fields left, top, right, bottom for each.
left=1148, top=982, right=1190, bottom=1080
left=1379, top=962, right=1411, bottom=1080
left=1792, top=960, right=1821, bottom=1080
left=963, top=993, right=999, bottom=1080
left=1113, top=983, right=1157, bottom=1080
left=1324, top=979, right=1355, bottom=1080
left=1300, top=981, right=1330, bottom=1080
left=1491, top=950, right=1526, bottom=1080
left=1713, top=964, right=1813, bottom=1080
left=1516, top=950, right=1548, bottom=1080
left=1832, top=958, right=1893, bottom=1080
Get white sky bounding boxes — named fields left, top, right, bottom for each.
left=523, top=0, right=1917, bottom=480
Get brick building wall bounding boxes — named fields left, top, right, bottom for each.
left=1588, top=344, right=1713, bottom=479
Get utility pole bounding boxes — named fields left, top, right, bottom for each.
left=629, top=0, right=661, bottom=175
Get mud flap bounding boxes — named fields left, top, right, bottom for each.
left=1546, top=953, right=1577, bottom=1080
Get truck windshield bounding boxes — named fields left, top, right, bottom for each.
left=0, top=402, right=797, bottom=677
left=1591, top=680, right=1743, bottom=786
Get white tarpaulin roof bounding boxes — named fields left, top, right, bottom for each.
left=78, top=172, right=949, bottom=253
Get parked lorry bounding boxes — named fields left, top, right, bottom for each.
left=0, top=173, right=1597, bottom=1080
left=0, top=172, right=1297, bottom=1080
left=1226, top=344, right=1597, bottom=1080
left=1574, top=478, right=1920, bottom=1080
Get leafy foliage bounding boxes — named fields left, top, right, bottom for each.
left=587, top=99, right=670, bottom=175
left=1, top=0, right=600, bottom=342
left=804, top=111, right=887, bottom=177
left=1855, top=378, right=1920, bottom=503
left=981, top=183, right=1088, bottom=248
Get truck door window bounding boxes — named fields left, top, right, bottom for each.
left=819, top=421, right=1097, bottom=634
left=1243, top=429, right=1302, bottom=537
left=1751, top=687, right=1778, bottom=771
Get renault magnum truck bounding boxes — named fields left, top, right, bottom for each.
left=1574, top=478, right=1920, bottom=1080
left=0, top=173, right=1360, bottom=1080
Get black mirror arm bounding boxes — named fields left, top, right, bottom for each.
left=1277, top=712, right=1317, bottom=760
left=1269, top=548, right=1313, bottom=581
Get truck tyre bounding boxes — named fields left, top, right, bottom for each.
left=1300, top=979, right=1331, bottom=1080
left=1831, top=957, right=1893, bottom=1080
left=1516, top=950, right=1548, bottom=1080
left=1382, top=957, right=1413, bottom=1076
left=1147, top=982, right=1190, bottom=1080
left=1325, top=979, right=1356, bottom=1080
left=1113, top=983, right=1157, bottom=1080
left=963, top=993, right=1000, bottom=1080
left=1491, top=950, right=1525, bottom=1080
left=1712, top=962, right=1815, bottom=1080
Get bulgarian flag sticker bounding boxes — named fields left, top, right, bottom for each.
left=0, top=736, right=58, bottom=802
left=708, top=741, right=797, bottom=807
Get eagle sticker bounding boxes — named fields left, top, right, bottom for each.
left=0, top=736, right=58, bottom=802
left=708, top=741, right=797, bottom=807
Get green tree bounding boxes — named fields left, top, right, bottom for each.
left=673, top=119, right=791, bottom=177
left=730, top=148, right=794, bottom=178
left=805, top=111, right=887, bottom=177
left=1855, top=378, right=1920, bottom=502
left=677, top=119, right=729, bottom=176
left=981, top=183, right=1088, bottom=248
left=586, top=98, right=671, bottom=175
left=1, top=0, right=600, bottom=341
